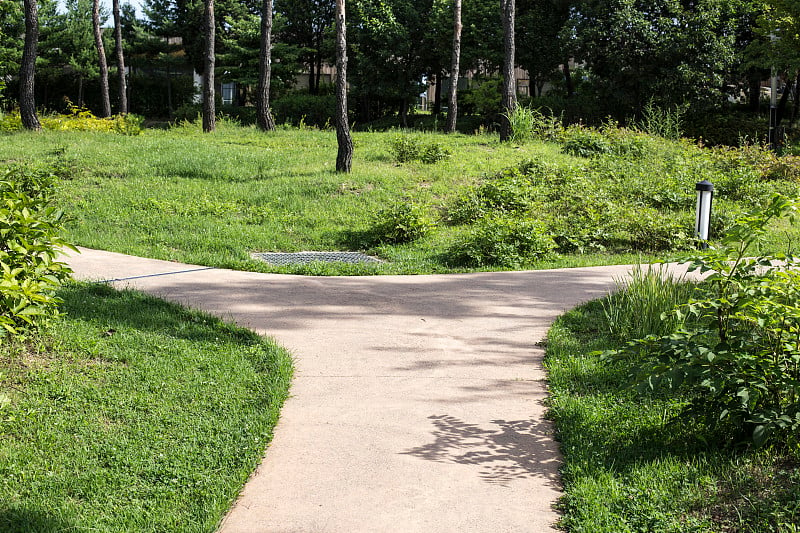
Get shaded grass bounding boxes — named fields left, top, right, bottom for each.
left=546, top=295, right=800, bottom=532
left=0, top=282, right=293, bottom=532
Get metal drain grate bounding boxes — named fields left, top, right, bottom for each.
left=251, top=251, right=384, bottom=265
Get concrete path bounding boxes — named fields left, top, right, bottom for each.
left=64, top=247, right=639, bottom=533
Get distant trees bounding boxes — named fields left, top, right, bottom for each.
left=1, top=0, right=795, bottom=135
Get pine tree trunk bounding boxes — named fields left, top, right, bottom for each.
left=257, top=0, right=275, bottom=131
left=335, top=0, right=353, bottom=173
left=563, top=59, right=574, bottom=97
left=20, top=0, right=41, bottom=131
left=93, top=0, right=111, bottom=117
left=446, top=0, right=462, bottom=133
left=499, top=0, right=516, bottom=141
left=113, top=0, right=127, bottom=114
left=202, top=0, right=216, bottom=132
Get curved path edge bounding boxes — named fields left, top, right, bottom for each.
left=63, top=247, right=684, bottom=532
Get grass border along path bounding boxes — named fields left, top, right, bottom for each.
left=0, top=282, right=293, bottom=533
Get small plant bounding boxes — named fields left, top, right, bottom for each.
left=560, top=125, right=612, bottom=157
left=448, top=214, right=555, bottom=267
left=0, top=165, right=76, bottom=336
left=370, top=200, right=434, bottom=243
left=636, top=100, right=687, bottom=140
left=602, top=264, right=697, bottom=341
left=390, top=134, right=450, bottom=164
left=504, top=105, right=564, bottom=143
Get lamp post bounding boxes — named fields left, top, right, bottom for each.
left=695, top=180, right=714, bottom=248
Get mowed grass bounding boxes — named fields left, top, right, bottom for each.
left=546, top=296, right=800, bottom=532
left=0, top=121, right=672, bottom=274
left=0, top=283, right=293, bottom=532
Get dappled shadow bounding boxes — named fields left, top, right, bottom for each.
left=402, top=415, right=561, bottom=488
left=0, top=507, right=76, bottom=533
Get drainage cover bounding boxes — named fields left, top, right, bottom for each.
left=251, top=251, right=384, bottom=265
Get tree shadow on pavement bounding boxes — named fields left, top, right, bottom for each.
left=402, top=414, right=561, bottom=488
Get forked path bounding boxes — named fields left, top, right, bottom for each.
left=65, top=247, right=639, bottom=532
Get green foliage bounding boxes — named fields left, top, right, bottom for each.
left=613, top=195, right=800, bottom=446
left=389, top=134, right=450, bottom=164
left=369, top=200, right=434, bottom=244
left=0, top=106, right=143, bottom=135
left=271, top=92, right=336, bottom=128
left=0, top=283, right=293, bottom=531
left=504, top=105, right=564, bottom=143
left=560, top=125, right=613, bottom=157
left=635, top=101, right=688, bottom=140
left=602, top=264, right=698, bottom=341
left=449, top=214, right=555, bottom=267
left=0, top=166, right=76, bottom=336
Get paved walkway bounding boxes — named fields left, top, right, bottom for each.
left=64, top=247, right=640, bottom=533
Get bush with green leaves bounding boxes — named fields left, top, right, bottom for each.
left=448, top=214, right=555, bottom=267
left=389, top=135, right=450, bottom=164
left=0, top=165, right=75, bottom=336
left=503, top=105, right=564, bottom=143
left=369, top=200, right=434, bottom=244
left=611, top=195, right=800, bottom=446
left=560, top=125, right=613, bottom=157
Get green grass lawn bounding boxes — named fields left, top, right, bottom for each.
left=0, top=283, right=293, bottom=532
left=546, top=292, right=800, bottom=532
left=2, top=120, right=796, bottom=274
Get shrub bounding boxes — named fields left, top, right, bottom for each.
left=448, top=214, right=555, bottom=267
left=561, top=125, right=612, bottom=157
left=0, top=165, right=76, bottom=336
left=611, top=195, right=800, bottom=446
left=504, top=105, right=564, bottom=143
left=389, top=135, right=450, bottom=164
left=369, top=200, right=434, bottom=243
left=271, top=92, right=336, bottom=128
left=0, top=106, right=143, bottom=135
left=635, top=100, right=687, bottom=140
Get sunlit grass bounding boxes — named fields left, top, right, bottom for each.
left=0, top=282, right=293, bottom=532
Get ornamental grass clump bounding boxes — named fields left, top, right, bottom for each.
left=0, top=165, right=76, bottom=336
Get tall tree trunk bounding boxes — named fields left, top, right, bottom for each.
left=563, top=58, right=574, bottom=97
left=446, top=0, right=462, bottom=133
left=776, top=71, right=796, bottom=129
left=257, top=0, right=275, bottom=131
left=499, top=0, right=516, bottom=141
left=93, top=0, right=111, bottom=117
left=113, top=0, right=127, bottom=114
left=20, top=0, right=41, bottom=131
left=748, top=75, right=761, bottom=112
left=78, top=75, right=85, bottom=108
left=432, top=74, right=441, bottom=115
left=202, top=0, right=215, bottom=132
left=335, top=0, right=353, bottom=173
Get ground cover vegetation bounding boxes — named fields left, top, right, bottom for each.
left=546, top=198, right=800, bottom=532
left=0, top=283, right=293, bottom=532
left=1, top=158, right=294, bottom=531
left=1, top=114, right=798, bottom=275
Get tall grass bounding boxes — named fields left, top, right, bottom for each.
left=601, top=264, right=697, bottom=340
